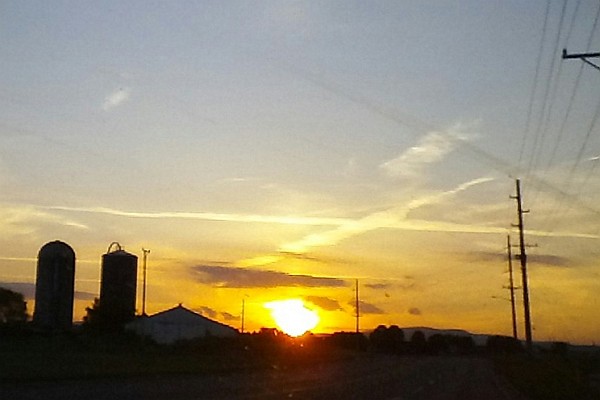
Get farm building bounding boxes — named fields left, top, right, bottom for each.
left=126, top=304, right=238, bottom=344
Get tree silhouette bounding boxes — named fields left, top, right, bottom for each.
left=0, top=287, right=28, bottom=324
left=370, top=325, right=404, bottom=353
left=409, top=330, right=426, bottom=354
left=83, top=297, right=123, bottom=333
left=427, top=333, right=449, bottom=355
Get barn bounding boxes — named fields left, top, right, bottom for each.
left=126, top=304, right=238, bottom=344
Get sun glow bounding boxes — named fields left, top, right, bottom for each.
left=264, top=299, right=319, bottom=337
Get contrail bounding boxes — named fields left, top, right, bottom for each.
left=42, top=205, right=351, bottom=227
left=280, top=63, right=600, bottom=220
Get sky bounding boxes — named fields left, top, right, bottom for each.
left=1, top=0, right=600, bottom=344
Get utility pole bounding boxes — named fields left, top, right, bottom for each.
left=141, top=248, right=150, bottom=316
left=562, top=48, right=600, bottom=72
left=511, top=179, right=533, bottom=349
left=506, top=235, right=518, bottom=340
left=241, top=298, right=245, bottom=334
left=355, top=279, right=360, bottom=334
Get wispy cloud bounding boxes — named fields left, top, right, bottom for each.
left=304, top=295, right=342, bottom=311
left=279, top=177, right=493, bottom=254
left=530, top=254, right=571, bottom=267
left=0, top=282, right=95, bottom=301
left=348, top=300, right=385, bottom=315
left=408, top=307, right=422, bottom=316
left=466, top=251, right=574, bottom=268
left=189, top=306, right=238, bottom=323
left=44, top=205, right=348, bottom=227
left=102, top=87, right=131, bottom=111
left=191, top=265, right=348, bottom=288
left=380, top=125, right=470, bottom=179
left=364, top=283, right=391, bottom=290
left=0, top=205, right=88, bottom=236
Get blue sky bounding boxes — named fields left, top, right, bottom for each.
left=1, top=1, right=600, bottom=343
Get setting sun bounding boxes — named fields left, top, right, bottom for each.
left=264, top=299, right=319, bottom=337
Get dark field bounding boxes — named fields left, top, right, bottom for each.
left=2, top=332, right=600, bottom=400
left=3, top=355, right=526, bottom=400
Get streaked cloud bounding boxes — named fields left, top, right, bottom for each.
left=0, top=205, right=88, bottom=236
left=380, top=125, right=470, bottom=179
left=364, top=283, right=391, bottom=290
left=221, top=312, right=238, bottom=322
left=44, top=205, right=349, bottom=227
left=348, top=300, right=385, bottom=315
left=304, top=295, right=342, bottom=311
left=0, top=282, right=94, bottom=301
left=196, top=306, right=218, bottom=319
left=191, top=265, right=348, bottom=289
left=530, top=254, right=571, bottom=268
left=279, top=177, right=493, bottom=254
left=366, top=279, right=416, bottom=291
left=467, top=251, right=572, bottom=267
left=102, top=87, right=131, bottom=111
left=408, top=307, right=422, bottom=316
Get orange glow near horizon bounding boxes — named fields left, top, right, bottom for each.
left=264, top=299, right=319, bottom=337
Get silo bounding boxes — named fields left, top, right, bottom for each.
left=33, top=240, right=76, bottom=331
left=99, top=242, right=138, bottom=324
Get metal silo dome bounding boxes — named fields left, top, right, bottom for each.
left=33, top=240, right=76, bottom=331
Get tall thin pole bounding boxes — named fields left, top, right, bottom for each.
left=141, top=248, right=150, bottom=316
left=355, top=279, right=360, bottom=334
left=512, top=179, right=533, bottom=349
left=507, top=235, right=518, bottom=340
left=241, top=298, right=245, bottom=334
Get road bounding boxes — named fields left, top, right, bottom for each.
left=1, top=355, right=528, bottom=400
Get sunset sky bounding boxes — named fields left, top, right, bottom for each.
left=2, top=1, right=600, bottom=344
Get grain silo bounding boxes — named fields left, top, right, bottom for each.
left=33, top=240, right=76, bottom=330
left=99, top=242, right=138, bottom=324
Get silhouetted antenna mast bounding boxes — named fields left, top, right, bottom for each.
left=241, top=298, right=245, bottom=334
left=355, top=279, right=360, bottom=334
left=506, top=235, right=518, bottom=340
left=141, top=248, right=150, bottom=316
left=562, top=48, right=600, bottom=72
left=511, top=179, right=533, bottom=349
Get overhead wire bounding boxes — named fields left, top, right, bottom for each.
left=527, top=0, right=569, bottom=190
left=559, top=3, right=600, bottom=189
left=535, top=0, right=587, bottom=233
left=544, top=0, right=584, bottom=172
left=539, top=2, right=600, bottom=235
left=517, top=0, right=552, bottom=172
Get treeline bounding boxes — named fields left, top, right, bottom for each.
left=324, top=326, right=525, bottom=356
left=332, top=325, right=476, bottom=355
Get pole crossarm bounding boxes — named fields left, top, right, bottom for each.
left=562, top=48, right=600, bottom=71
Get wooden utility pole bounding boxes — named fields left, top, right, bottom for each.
left=506, top=235, right=518, bottom=340
left=241, top=298, right=245, bottom=334
left=141, top=248, right=150, bottom=316
left=511, top=179, right=533, bottom=349
left=355, top=279, right=360, bottom=334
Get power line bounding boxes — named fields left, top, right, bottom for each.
left=536, top=3, right=600, bottom=234
left=527, top=0, right=569, bottom=185
left=518, top=0, right=552, bottom=170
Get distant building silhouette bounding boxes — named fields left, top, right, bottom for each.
left=126, top=304, right=238, bottom=344
left=33, top=240, right=75, bottom=330
left=99, top=242, right=138, bottom=325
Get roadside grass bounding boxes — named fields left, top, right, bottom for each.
left=494, top=352, right=600, bottom=400
left=1, top=347, right=252, bottom=382
left=0, top=332, right=356, bottom=382
left=0, top=336, right=259, bottom=382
